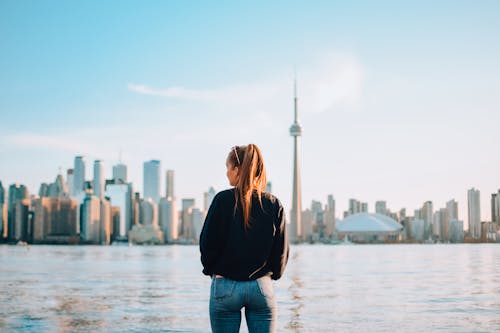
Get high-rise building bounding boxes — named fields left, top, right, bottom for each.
left=33, top=197, right=79, bottom=243
left=93, top=160, right=104, bottom=198
left=181, top=198, right=196, bottom=240
left=446, top=199, right=458, bottom=220
left=0, top=181, right=5, bottom=239
left=311, top=200, right=322, bottom=215
left=144, top=160, right=161, bottom=202
left=159, top=197, right=178, bottom=242
left=73, top=156, right=86, bottom=197
left=204, top=187, right=216, bottom=212
left=105, top=183, right=133, bottom=239
left=410, top=219, right=425, bottom=241
left=375, top=201, right=387, bottom=215
left=449, top=220, right=464, bottom=243
left=100, top=198, right=112, bottom=245
left=324, top=195, right=336, bottom=238
left=14, top=198, right=31, bottom=242
left=0, top=181, right=5, bottom=205
left=414, top=208, right=422, bottom=220
left=438, top=199, right=459, bottom=242
left=81, top=194, right=101, bottom=243
left=327, top=195, right=335, bottom=213
left=348, top=199, right=362, bottom=216
left=422, top=201, right=433, bottom=239
left=289, top=78, right=303, bottom=243
left=467, top=188, right=481, bottom=239
left=496, top=190, right=500, bottom=226
left=41, top=173, right=68, bottom=198
left=398, top=208, right=406, bottom=222
left=432, top=211, right=441, bottom=239
left=166, top=169, right=174, bottom=199
left=491, top=190, right=500, bottom=226
left=113, top=163, right=128, bottom=184
left=140, top=198, right=159, bottom=226
left=66, top=169, right=74, bottom=197
left=7, top=184, right=29, bottom=241
left=438, top=207, right=450, bottom=241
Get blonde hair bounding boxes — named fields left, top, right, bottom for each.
left=228, top=144, right=268, bottom=229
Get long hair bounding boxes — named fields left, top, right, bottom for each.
left=228, top=144, right=268, bottom=229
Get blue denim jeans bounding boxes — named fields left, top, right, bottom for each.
left=209, top=275, right=277, bottom=333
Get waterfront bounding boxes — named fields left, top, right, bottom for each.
left=1, top=244, right=499, bottom=332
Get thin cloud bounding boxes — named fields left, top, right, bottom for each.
left=127, top=82, right=281, bottom=104
left=128, top=52, right=364, bottom=114
left=128, top=83, right=215, bottom=100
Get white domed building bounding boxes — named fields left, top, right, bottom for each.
left=336, top=213, right=403, bottom=243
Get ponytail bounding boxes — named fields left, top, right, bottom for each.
left=228, top=144, right=268, bottom=229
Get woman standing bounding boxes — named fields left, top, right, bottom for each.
left=200, top=144, right=289, bottom=333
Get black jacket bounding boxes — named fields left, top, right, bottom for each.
left=199, top=189, right=289, bottom=281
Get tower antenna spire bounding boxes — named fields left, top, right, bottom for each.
left=294, top=68, right=298, bottom=122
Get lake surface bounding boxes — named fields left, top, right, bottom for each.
left=1, top=244, right=499, bottom=332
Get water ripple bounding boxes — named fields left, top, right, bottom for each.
left=1, top=244, right=499, bottom=332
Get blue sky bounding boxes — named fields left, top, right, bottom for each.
left=1, top=0, right=499, bottom=224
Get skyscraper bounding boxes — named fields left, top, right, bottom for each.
left=159, top=197, right=178, bottom=242
left=422, top=201, right=433, bottom=239
left=93, top=160, right=104, bottom=198
left=166, top=169, right=174, bottom=199
left=492, top=192, right=499, bottom=226
left=467, top=188, right=481, bottom=239
left=443, top=199, right=458, bottom=241
left=32, top=197, right=78, bottom=243
left=375, top=201, right=387, bottom=215
left=7, top=184, right=29, bottom=241
left=0, top=182, right=4, bottom=205
left=140, top=198, right=159, bottom=226
left=113, top=163, right=127, bottom=184
left=66, top=169, right=74, bottom=196
left=105, top=183, right=132, bottom=239
left=204, top=186, right=216, bottom=212
left=446, top=199, right=459, bottom=220
left=73, top=156, right=85, bottom=197
left=0, top=181, right=5, bottom=239
left=144, top=160, right=161, bottom=202
left=289, top=78, right=303, bottom=243
left=81, top=194, right=101, bottom=243
left=327, top=195, right=335, bottom=213
left=181, top=198, right=196, bottom=240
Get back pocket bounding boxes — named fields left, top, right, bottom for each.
left=212, top=277, right=236, bottom=300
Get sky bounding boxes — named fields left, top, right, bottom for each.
left=1, top=0, right=499, bottom=226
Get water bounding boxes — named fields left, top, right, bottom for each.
left=1, top=244, right=499, bottom=332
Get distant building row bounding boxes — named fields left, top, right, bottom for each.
left=297, top=188, right=500, bottom=244
left=0, top=156, right=218, bottom=245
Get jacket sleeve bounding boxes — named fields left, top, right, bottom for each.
left=269, top=203, right=289, bottom=280
left=199, top=194, right=224, bottom=276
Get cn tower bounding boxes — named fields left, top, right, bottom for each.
left=289, top=78, right=303, bottom=243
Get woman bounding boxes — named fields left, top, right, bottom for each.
left=200, top=144, right=289, bottom=333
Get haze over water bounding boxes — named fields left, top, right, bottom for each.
left=1, top=244, right=499, bottom=332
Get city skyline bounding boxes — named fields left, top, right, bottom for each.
left=2, top=155, right=498, bottom=226
left=1, top=1, right=499, bottom=222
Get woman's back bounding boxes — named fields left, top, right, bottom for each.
left=200, top=188, right=287, bottom=281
